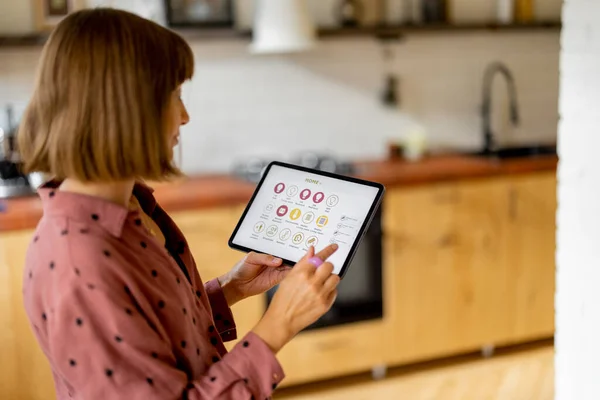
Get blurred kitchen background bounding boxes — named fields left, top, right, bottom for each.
left=0, top=0, right=567, bottom=399
left=0, top=0, right=561, bottom=172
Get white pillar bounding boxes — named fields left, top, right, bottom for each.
left=556, top=1, right=600, bottom=399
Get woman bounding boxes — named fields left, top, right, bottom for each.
left=19, top=8, right=340, bottom=400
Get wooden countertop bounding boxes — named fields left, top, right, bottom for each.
left=0, top=154, right=558, bottom=233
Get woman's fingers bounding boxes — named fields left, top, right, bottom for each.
left=322, top=274, right=340, bottom=295
left=298, top=246, right=315, bottom=263
left=314, top=243, right=338, bottom=262
left=295, top=243, right=338, bottom=273
left=314, top=262, right=335, bottom=285
left=325, top=288, right=338, bottom=307
left=245, top=252, right=282, bottom=266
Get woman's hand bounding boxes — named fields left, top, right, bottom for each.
left=219, top=246, right=326, bottom=306
left=218, top=252, right=292, bottom=306
left=251, top=244, right=341, bottom=353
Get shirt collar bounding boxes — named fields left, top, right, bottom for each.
left=38, top=179, right=157, bottom=238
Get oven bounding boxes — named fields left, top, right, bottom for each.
left=264, top=204, right=384, bottom=331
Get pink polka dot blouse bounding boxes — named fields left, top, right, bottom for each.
left=22, top=180, right=284, bottom=399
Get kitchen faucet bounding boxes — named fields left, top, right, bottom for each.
left=481, top=61, right=520, bottom=154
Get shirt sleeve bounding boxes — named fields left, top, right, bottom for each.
left=46, top=264, right=284, bottom=399
left=204, top=278, right=238, bottom=342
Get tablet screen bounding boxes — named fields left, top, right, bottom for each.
left=230, top=163, right=381, bottom=275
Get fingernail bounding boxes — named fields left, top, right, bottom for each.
left=273, top=257, right=282, bottom=263
left=332, top=243, right=339, bottom=250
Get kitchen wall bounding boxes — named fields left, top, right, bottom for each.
left=0, top=1, right=560, bottom=174
left=0, top=0, right=33, bottom=35
left=555, top=0, right=600, bottom=399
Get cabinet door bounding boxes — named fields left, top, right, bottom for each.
left=384, top=179, right=512, bottom=365
left=170, top=207, right=246, bottom=282
left=505, top=172, right=556, bottom=341
left=0, top=230, right=56, bottom=400
left=170, top=207, right=265, bottom=351
left=275, top=320, right=387, bottom=387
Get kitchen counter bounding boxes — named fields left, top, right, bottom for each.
left=0, top=154, right=558, bottom=233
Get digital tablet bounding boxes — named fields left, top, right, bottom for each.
left=228, top=161, right=385, bottom=278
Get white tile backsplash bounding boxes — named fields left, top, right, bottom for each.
left=0, top=29, right=560, bottom=173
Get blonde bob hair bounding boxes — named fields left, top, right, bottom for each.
left=18, top=8, right=194, bottom=182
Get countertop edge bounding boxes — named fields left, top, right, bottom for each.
left=0, top=155, right=558, bottom=233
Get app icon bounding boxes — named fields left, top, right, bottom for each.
left=264, top=203, right=275, bottom=213
left=254, top=222, right=265, bottom=233
left=290, top=208, right=302, bottom=221
left=313, top=192, right=325, bottom=203
left=274, top=183, right=286, bottom=194
left=286, top=185, right=299, bottom=197
left=279, top=229, right=292, bottom=241
left=316, top=215, right=329, bottom=228
left=292, top=232, right=305, bottom=245
left=300, top=189, right=312, bottom=201
left=266, top=225, right=279, bottom=237
left=326, top=195, right=339, bottom=207
left=276, top=205, right=288, bottom=217
left=306, top=236, right=318, bottom=248
left=302, top=211, right=315, bottom=224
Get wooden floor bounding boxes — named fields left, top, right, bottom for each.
left=275, top=344, right=554, bottom=400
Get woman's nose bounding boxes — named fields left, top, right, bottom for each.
left=181, top=105, right=190, bottom=126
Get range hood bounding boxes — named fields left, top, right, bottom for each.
left=250, top=0, right=316, bottom=54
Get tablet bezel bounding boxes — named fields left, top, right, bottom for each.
left=227, top=160, right=386, bottom=279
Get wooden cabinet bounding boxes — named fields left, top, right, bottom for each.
left=383, top=178, right=513, bottom=364
left=170, top=206, right=245, bottom=285
left=504, top=172, right=556, bottom=341
left=0, top=229, right=56, bottom=400
left=0, top=171, right=557, bottom=398
left=383, top=172, right=556, bottom=366
left=275, top=320, right=387, bottom=387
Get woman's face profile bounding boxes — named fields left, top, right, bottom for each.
left=166, top=85, right=190, bottom=150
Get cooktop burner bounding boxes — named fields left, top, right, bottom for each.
left=231, top=153, right=356, bottom=184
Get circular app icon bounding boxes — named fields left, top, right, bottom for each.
left=274, top=183, right=286, bottom=194
left=305, top=236, right=318, bottom=248
left=302, top=211, right=315, bottom=224
left=316, top=215, right=329, bottom=228
left=289, top=208, right=302, bottom=221
left=329, top=238, right=337, bottom=244
left=292, top=232, right=305, bottom=245
left=299, top=189, right=312, bottom=201
left=286, top=185, right=299, bottom=197
left=279, top=228, right=292, bottom=241
left=266, top=225, right=279, bottom=237
left=313, top=192, right=325, bottom=203
left=253, top=222, right=265, bottom=233
left=264, top=203, right=275, bottom=213
left=326, top=195, right=339, bottom=207
left=276, top=205, right=289, bottom=217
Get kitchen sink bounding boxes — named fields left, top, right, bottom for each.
left=467, top=144, right=557, bottom=160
